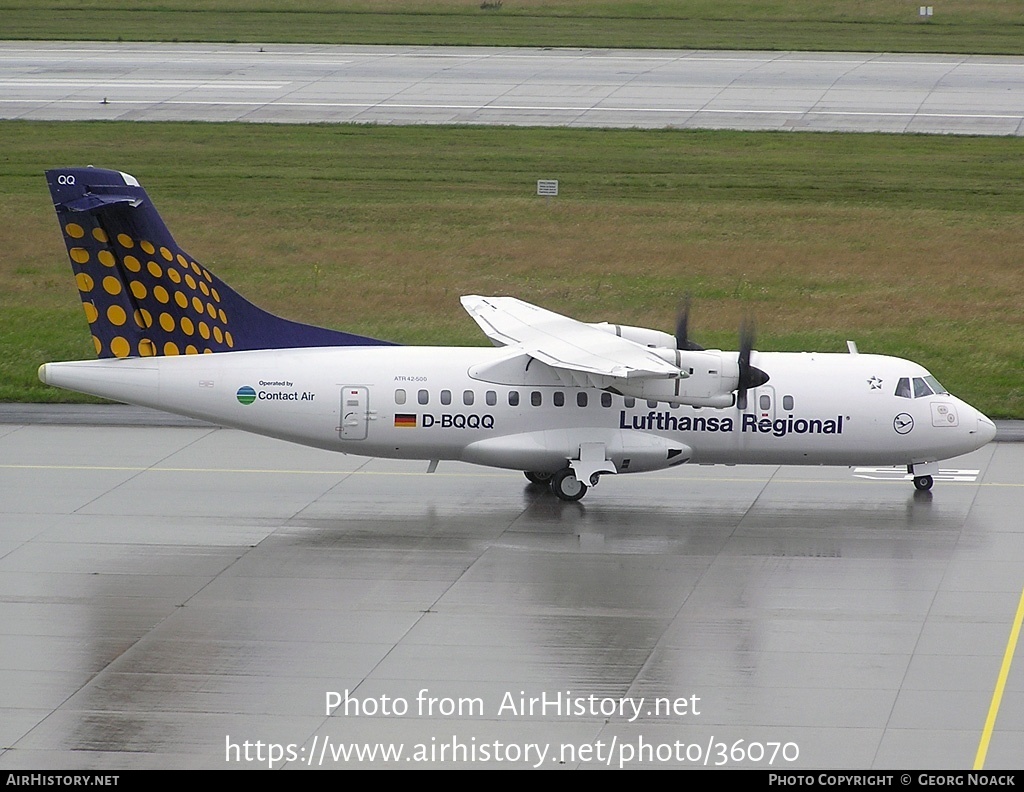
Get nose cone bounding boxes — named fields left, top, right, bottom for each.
left=976, top=413, right=997, bottom=446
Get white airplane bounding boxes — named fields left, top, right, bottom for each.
left=40, top=167, right=996, bottom=501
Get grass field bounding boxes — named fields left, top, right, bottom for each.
left=3, top=121, right=1021, bottom=416
left=3, top=0, right=1024, bottom=54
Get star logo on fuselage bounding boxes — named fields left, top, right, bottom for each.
left=867, top=376, right=883, bottom=390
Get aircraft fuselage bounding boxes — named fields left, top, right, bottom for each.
left=40, top=345, right=995, bottom=476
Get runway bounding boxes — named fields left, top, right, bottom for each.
left=2, top=42, right=1023, bottom=134
left=1, top=413, right=1021, bottom=769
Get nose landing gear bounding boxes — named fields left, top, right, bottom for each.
left=908, top=462, right=937, bottom=491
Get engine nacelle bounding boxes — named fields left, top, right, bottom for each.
left=588, top=322, right=677, bottom=349
left=614, top=349, right=742, bottom=408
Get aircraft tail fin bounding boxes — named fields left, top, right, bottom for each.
left=46, top=167, right=392, bottom=358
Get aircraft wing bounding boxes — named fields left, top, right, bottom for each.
left=460, top=296, right=680, bottom=380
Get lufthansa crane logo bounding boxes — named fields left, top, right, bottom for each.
left=893, top=413, right=914, bottom=434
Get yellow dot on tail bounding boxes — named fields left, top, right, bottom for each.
left=141, top=241, right=155, bottom=255
left=185, top=273, right=197, bottom=290
left=153, top=285, right=169, bottom=304
left=123, top=255, right=141, bottom=272
left=98, top=250, right=115, bottom=267
left=202, top=269, right=212, bottom=283
left=190, top=262, right=202, bottom=276
left=218, top=309, right=227, bottom=324
left=102, top=276, right=122, bottom=295
left=139, top=309, right=153, bottom=328
left=213, top=326, right=223, bottom=343
left=225, top=331, right=234, bottom=348
left=65, top=223, right=84, bottom=239
left=160, top=247, right=173, bottom=262
left=185, top=344, right=198, bottom=355
left=207, top=302, right=217, bottom=318
left=181, top=317, right=195, bottom=336
left=168, top=268, right=182, bottom=284
left=147, top=261, right=163, bottom=278
left=76, top=272, right=94, bottom=292
left=211, top=288, right=221, bottom=303
left=159, top=312, right=175, bottom=332
left=163, top=342, right=180, bottom=356
left=92, top=336, right=102, bottom=354
left=130, top=281, right=147, bottom=299
left=92, top=228, right=108, bottom=243
left=199, top=281, right=210, bottom=296
left=192, top=296, right=204, bottom=314
left=110, top=336, right=130, bottom=357
left=199, top=321, right=210, bottom=340
left=84, top=303, right=99, bottom=324
left=139, top=339, right=156, bottom=356
left=107, top=305, right=127, bottom=326
left=117, top=234, right=134, bottom=249
left=70, top=247, right=89, bottom=264
left=175, top=291, right=188, bottom=309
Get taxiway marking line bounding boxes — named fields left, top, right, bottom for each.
left=975, top=584, right=1024, bottom=769
left=1, top=463, right=1018, bottom=486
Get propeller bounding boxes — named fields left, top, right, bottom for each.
left=736, top=317, right=769, bottom=411
left=674, top=295, right=704, bottom=351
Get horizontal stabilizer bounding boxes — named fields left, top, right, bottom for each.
left=61, top=193, right=142, bottom=212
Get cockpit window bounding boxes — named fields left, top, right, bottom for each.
left=913, top=377, right=933, bottom=398
left=897, top=375, right=949, bottom=399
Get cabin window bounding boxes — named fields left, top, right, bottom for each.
left=759, top=394, right=771, bottom=411
left=647, top=399, right=658, bottom=408
left=485, top=390, right=497, bottom=406
left=601, top=393, right=612, bottom=408
left=531, top=391, right=542, bottom=407
left=624, top=397, right=635, bottom=408
left=577, top=392, right=588, bottom=408
left=395, top=388, right=406, bottom=405
left=417, top=389, right=429, bottom=405
left=782, top=395, right=794, bottom=411
left=895, top=378, right=912, bottom=398
left=463, top=390, right=475, bottom=406
left=508, top=391, right=520, bottom=407
left=440, top=389, right=452, bottom=405
left=554, top=391, right=565, bottom=407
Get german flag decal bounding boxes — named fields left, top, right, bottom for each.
left=394, top=414, right=417, bottom=428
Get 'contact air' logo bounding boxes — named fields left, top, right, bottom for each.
left=236, top=386, right=256, bottom=405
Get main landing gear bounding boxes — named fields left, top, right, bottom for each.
left=524, top=468, right=588, bottom=501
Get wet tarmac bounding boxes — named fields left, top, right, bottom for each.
left=0, top=413, right=1020, bottom=768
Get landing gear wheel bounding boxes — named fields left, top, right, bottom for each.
left=524, top=471, right=553, bottom=485
left=913, top=475, right=933, bottom=491
left=550, top=467, right=587, bottom=502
